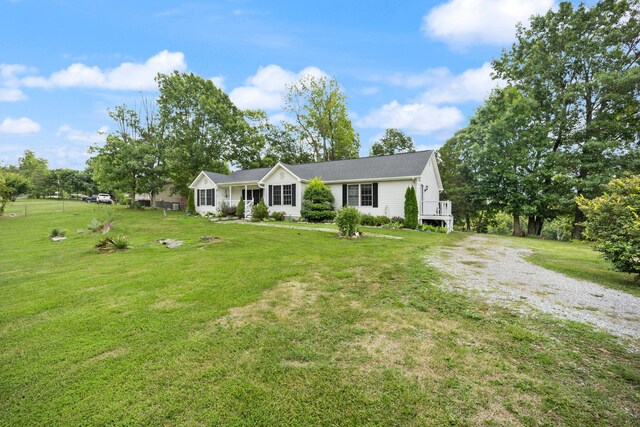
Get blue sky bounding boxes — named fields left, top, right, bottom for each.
left=1, top=0, right=586, bottom=170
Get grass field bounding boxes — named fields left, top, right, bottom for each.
left=1, top=200, right=639, bottom=425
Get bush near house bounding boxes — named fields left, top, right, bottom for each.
left=578, top=175, right=640, bottom=276
left=301, top=177, right=335, bottom=222
left=236, top=198, right=245, bottom=218
left=335, top=206, right=361, bottom=236
left=404, top=186, right=418, bottom=229
left=270, top=211, right=285, bottom=221
left=251, top=198, right=268, bottom=222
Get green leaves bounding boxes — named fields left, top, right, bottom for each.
left=369, top=129, right=415, bottom=157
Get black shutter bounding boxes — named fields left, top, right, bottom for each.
left=372, top=183, right=378, bottom=208
left=241, top=189, right=245, bottom=201
left=268, top=185, right=273, bottom=206
left=196, top=189, right=200, bottom=206
left=212, top=189, right=216, bottom=206
left=291, top=184, right=296, bottom=206
left=342, top=184, right=347, bottom=207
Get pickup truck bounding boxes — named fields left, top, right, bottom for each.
left=96, top=193, right=113, bottom=204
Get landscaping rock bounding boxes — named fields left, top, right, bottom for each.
left=159, top=239, right=183, bottom=249
left=50, top=236, right=67, bottom=242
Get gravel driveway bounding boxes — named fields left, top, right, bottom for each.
left=430, top=234, right=640, bottom=342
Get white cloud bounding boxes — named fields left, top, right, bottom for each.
left=386, top=63, right=503, bottom=105
left=422, top=0, right=555, bottom=47
left=0, top=64, right=31, bottom=102
left=56, top=124, right=109, bottom=144
left=357, top=101, right=463, bottom=134
left=21, top=50, right=187, bottom=91
left=229, top=64, right=326, bottom=110
left=0, top=87, right=26, bottom=102
left=0, top=117, right=41, bottom=134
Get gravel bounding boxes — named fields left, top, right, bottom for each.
left=429, top=234, right=640, bottom=343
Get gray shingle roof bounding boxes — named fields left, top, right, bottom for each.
left=286, top=150, right=432, bottom=181
left=202, top=150, right=433, bottom=184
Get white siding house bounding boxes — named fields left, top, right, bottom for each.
left=189, top=150, right=453, bottom=231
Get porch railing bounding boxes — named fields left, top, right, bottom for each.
left=244, top=200, right=254, bottom=220
left=421, top=200, right=452, bottom=217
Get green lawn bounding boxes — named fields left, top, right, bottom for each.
left=1, top=201, right=638, bottom=425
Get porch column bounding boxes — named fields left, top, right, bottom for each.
left=229, top=186, right=232, bottom=205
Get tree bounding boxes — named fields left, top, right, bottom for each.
left=0, top=170, right=29, bottom=213
left=157, top=72, right=253, bottom=195
left=300, top=177, right=335, bottom=222
left=284, top=75, right=360, bottom=162
left=404, top=186, right=418, bottom=229
left=577, top=175, right=640, bottom=276
left=18, top=150, right=48, bottom=197
left=369, top=129, right=415, bottom=156
left=187, top=189, right=195, bottom=215
left=493, top=0, right=640, bottom=238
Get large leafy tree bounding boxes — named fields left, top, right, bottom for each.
left=17, top=150, right=48, bottom=197
left=157, top=72, right=254, bottom=194
left=284, top=75, right=359, bottom=162
left=369, top=129, right=415, bottom=156
left=493, top=0, right=640, bottom=238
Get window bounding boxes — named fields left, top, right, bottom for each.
left=272, top=185, right=282, bottom=205
left=347, top=185, right=359, bottom=206
left=199, top=189, right=206, bottom=206
left=206, top=189, right=214, bottom=205
left=282, top=185, right=292, bottom=205
left=360, top=184, right=373, bottom=206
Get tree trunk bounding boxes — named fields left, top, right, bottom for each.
left=527, top=216, right=536, bottom=236
left=534, top=217, right=544, bottom=236
left=572, top=204, right=585, bottom=240
left=465, top=213, right=471, bottom=232
left=512, top=214, right=524, bottom=237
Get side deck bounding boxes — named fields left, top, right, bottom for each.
left=420, top=201, right=454, bottom=232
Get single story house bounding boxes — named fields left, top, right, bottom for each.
left=189, top=150, right=453, bottom=231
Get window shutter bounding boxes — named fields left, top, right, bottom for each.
left=342, top=184, right=347, bottom=207
left=372, top=183, right=378, bottom=208
left=213, top=189, right=216, bottom=206
left=291, top=184, right=296, bottom=206
left=268, top=185, right=273, bottom=206
left=196, top=189, right=200, bottom=206
left=241, top=189, right=245, bottom=201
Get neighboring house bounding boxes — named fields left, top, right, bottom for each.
left=135, top=185, right=184, bottom=210
left=189, top=150, right=453, bottom=231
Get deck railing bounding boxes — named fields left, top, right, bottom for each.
left=421, top=200, right=452, bottom=217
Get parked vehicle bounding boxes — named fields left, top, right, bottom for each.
left=97, top=193, right=113, bottom=204
left=85, top=195, right=98, bottom=203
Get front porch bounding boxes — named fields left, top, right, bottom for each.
left=217, top=184, right=263, bottom=220
left=420, top=200, right=454, bottom=232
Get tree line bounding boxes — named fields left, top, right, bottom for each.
left=439, top=0, right=639, bottom=239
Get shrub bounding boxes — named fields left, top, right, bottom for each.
left=187, top=189, right=196, bottom=215
left=236, top=198, right=245, bottom=218
left=487, top=211, right=513, bottom=235
left=121, top=197, right=132, bottom=206
left=251, top=198, right=269, bottom=222
left=335, top=206, right=361, bottom=236
left=133, top=201, right=144, bottom=210
left=390, top=216, right=404, bottom=224
left=375, top=216, right=391, bottom=226
left=360, top=214, right=376, bottom=226
left=49, top=228, right=66, bottom=238
left=221, top=206, right=237, bottom=217
left=578, top=175, right=640, bottom=276
left=421, top=224, right=447, bottom=233
left=95, top=235, right=130, bottom=252
left=270, top=211, right=285, bottom=221
left=541, top=216, right=573, bottom=241
left=301, top=177, right=335, bottom=222
left=404, top=186, right=418, bottom=229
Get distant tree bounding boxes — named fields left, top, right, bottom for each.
left=300, top=177, right=335, bottom=222
left=404, top=186, right=418, bottom=229
left=284, top=75, right=359, bottom=162
left=369, top=129, right=415, bottom=156
left=2, top=172, right=28, bottom=201
left=18, top=150, right=48, bottom=197
left=578, top=175, right=640, bottom=276
left=187, top=188, right=195, bottom=215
